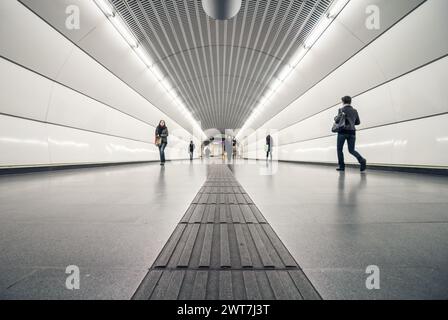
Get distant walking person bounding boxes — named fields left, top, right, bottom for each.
left=334, top=96, right=367, bottom=172
left=155, top=120, right=169, bottom=165
left=232, top=139, right=237, bottom=159
left=225, top=136, right=233, bottom=162
left=205, top=146, right=211, bottom=159
left=189, top=141, right=195, bottom=161
left=266, top=134, right=273, bottom=160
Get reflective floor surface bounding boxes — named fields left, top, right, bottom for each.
left=232, top=161, right=448, bottom=299
left=0, top=160, right=447, bottom=299
left=0, top=161, right=207, bottom=299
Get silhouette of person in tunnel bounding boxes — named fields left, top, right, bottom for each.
left=155, top=120, right=169, bottom=166
left=225, top=136, right=233, bottom=162
left=266, top=134, right=273, bottom=161
left=189, top=141, right=195, bottom=161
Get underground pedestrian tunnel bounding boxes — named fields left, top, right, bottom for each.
left=0, top=0, right=447, bottom=300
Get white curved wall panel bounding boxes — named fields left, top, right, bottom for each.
left=245, top=113, right=448, bottom=168
left=250, top=0, right=427, bottom=130
left=0, top=58, right=52, bottom=121
left=341, top=0, right=425, bottom=43
left=19, top=0, right=194, bottom=131
left=77, top=13, right=193, bottom=131
left=0, top=0, right=73, bottom=79
left=0, top=109, right=194, bottom=168
left=264, top=50, right=386, bottom=132
left=242, top=0, right=448, bottom=169
left=78, top=19, right=151, bottom=88
left=0, top=115, right=50, bottom=167
left=47, top=125, right=158, bottom=165
left=46, top=84, right=152, bottom=143
left=0, top=61, right=194, bottom=168
left=0, top=0, right=197, bottom=168
left=0, top=0, right=179, bottom=131
left=55, top=48, right=155, bottom=125
left=274, top=56, right=448, bottom=147
left=369, top=0, right=448, bottom=79
left=18, top=0, right=100, bottom=44
left=260, top=0, right=448, bottom=134
left=0, top=0, right=193, bottom=134
left=388, top=58, right=448, bottom=118
left=273, top=114, right=448, bottom=168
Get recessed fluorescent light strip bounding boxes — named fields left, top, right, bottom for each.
left=236, top=0, right=349, bottom=140
left=93, top=0, right=206, bottom=139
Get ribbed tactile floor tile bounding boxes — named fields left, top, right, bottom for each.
left=133, top=165, right=320, bottom=300
left=133, top=270, right=321, bottom=300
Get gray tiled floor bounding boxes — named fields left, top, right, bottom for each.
left=1, top=160, right=447, bottom=299
left=232, top=161, right=448, bottom=299
left=0, top=161, right=207, bottom=299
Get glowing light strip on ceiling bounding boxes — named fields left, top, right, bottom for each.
left=236, top=0, right=350, bottom=140
left=93, top=0, right=207, bottom=139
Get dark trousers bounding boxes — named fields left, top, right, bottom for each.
left=337, top=133, right=364, bottom=168
left=189, top=151, right=193, bottom=160
left=159, top=142, right=167, bottom=163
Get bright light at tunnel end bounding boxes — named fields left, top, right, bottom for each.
left=236, top=0, right=350, bottom=141
left=93, top=0, right=207, bottom=140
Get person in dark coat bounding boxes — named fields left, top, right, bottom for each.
left=155, top=120, right=169, bottom=165
left=266, top=134, right=273, bottom=160
left=188, top=141, right=195, bottom=161
left=334, top=96, right=367, bottom=172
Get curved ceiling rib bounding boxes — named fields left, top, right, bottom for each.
left=155, top=45, right=282, bottom=65
left=172, top=74, right=265, bottom=89
left=110, top=0, right=334, bottom=130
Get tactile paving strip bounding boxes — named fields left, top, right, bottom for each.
left=132, top=165, right=321, bottom=300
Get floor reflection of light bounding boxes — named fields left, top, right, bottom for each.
left=436, top=137, right=448, bottom=142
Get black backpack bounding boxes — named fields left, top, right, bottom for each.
left=332, top=110, right=347, bottom=133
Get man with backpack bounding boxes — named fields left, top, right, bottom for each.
left=334, top=96, right=367, bottom=172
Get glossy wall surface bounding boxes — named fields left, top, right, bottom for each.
left=0, top=0, right=200, bottom=168
left=241, top=0, right=448, bottom=168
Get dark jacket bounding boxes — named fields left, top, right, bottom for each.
left=335, top=105, right=360, bottom=134
left=155, top=126, right=169, bottom=144
left=266, top=135, right=272, bottom=146
left=189, top=143, right=195, bottom=152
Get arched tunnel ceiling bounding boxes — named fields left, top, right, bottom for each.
left=110, top=0, right=334, bottom=130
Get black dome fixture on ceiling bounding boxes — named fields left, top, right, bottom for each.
left=202, top=0, right=242, bottom=20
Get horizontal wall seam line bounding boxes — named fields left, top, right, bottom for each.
left=0, top=159, right=198, bottom=175
left=15, top=1, right=194, bottom=136
left=0, top=54, right=159, bottom=130
left=243, top=159, right=448, bottom=174
left=265, top=52, right=448, bottom=134
left=252, top=0, right=429, bottom=131
left=267, top=110, right=448, bottom=148
left=0, top=111, right=156, bottom=145
left=0, top=161, right=156, bottom=169
left=278, top=160, right=448, bottom=170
